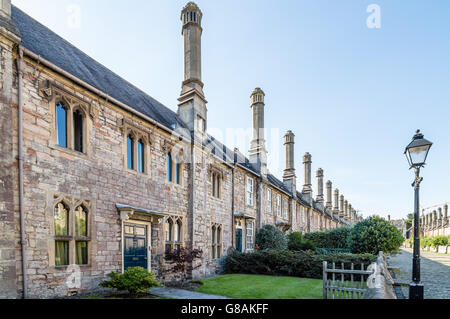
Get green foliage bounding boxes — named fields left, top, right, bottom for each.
left=222, top=249, right=375, bottom=280
left=405, top=213, right=414, bottom=230
left=348, top=216, right=404, bottom=254
left=420, top=236, right=450, bottom=248
left=99, top=267, right=160, bottom=295
left=255, top=225, right=288, bottom=250
left=304, top=227, right=352, bottom=249
left=287, top=232, right=316, bottom=251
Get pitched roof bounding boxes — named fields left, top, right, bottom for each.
left=11, top=6, right=346, bottom=219
left=12, top=6, right=186, bottom=131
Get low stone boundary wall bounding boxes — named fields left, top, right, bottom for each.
left=403, top=243, right=450, bottom=254
left=363, top=252, right=397, bottom=299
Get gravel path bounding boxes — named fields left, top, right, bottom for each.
left=388, top=248, right=450, bottom=299
left=149, top=287, right=231, bottom=299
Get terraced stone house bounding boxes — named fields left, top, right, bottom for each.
left=0, top=1, right=362, bottom=298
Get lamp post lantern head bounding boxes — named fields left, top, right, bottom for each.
left=404, top=130, right=433, bottom=168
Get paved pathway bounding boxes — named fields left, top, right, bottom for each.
left=149, top=287, right=231, bottom=299
left=388, top=248, right=450, bottom=299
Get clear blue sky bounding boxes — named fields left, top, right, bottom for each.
left=13, top=0, right=450, bottom=220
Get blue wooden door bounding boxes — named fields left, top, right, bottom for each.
left=124, top=224, right=148, bottom=270
left=236, top=229, right=243, bottom=253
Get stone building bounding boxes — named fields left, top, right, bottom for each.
left=420, top=204, right=449, bottom=237
left=0, top=1, right=360, bottom=298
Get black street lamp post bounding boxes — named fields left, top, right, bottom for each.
left=404, top=130, right=433, bottom=300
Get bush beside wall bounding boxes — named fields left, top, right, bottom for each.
left=222, top=249, right=375, bottom=280
left=304, top=227, right=352, bottom=249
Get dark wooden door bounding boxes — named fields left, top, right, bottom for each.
left=124, top=224, right=148, bottom=270
left=236, top=229, right=243, bottom=253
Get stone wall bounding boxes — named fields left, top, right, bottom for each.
left=0, top=34, right=18, bottom=299
left=11, top=56, right=194, bottom=298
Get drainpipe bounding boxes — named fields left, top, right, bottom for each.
left=16, top=46, right=28, bottom=299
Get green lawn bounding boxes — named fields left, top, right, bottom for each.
left=194, top=274, right=323, bottom=299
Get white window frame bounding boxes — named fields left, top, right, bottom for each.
left=267, top=189, right=272, bottom=213
left=277, top=195, right=282, bottom=217
left=246, top=177, right=254, bottom=206
left=246, top=220, right=254, bottom=251
left=284, top=198, right=289, bottom=219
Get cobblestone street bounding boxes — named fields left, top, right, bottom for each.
left=388, top=248, right=450, bottom=299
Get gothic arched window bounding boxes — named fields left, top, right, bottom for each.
left=73, top=109, right=84, bottom=153
left=137, top=139, right=144, bottom=173
left=167, top=152, right=173, bottom=182
left=54, top=202, right=69, bottom=266
left=56, top=103, right=67, bottom=148
left=127, top=135, right=134, bottom=170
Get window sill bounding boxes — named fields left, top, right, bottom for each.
left=49, top=144, right=88, bottom=159
left=126, top=168, right=149, bottom=177
left=55, top=264, right=91, bottom=270
left=165, top=181, right=184, bottom=188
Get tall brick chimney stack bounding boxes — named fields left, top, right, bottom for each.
left=302, top=153, right=312, bottom=198
left=326, top=180, right=332, bottom=209
left=333, top=189, right=339, bottom=218
left=344, top=200, right=348, bottom=219
left=249, top=88, right=268, bottom=177
left=316, top=168, right=324, bottom=204
left=283, top=130, right=296, bottom=192
left=178, top=2, right=208, bottom=139
left=339, top=195, right=345, bottom=218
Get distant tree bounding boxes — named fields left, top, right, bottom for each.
left=405, top=213, right=414, bottom=230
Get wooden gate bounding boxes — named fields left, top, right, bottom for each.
left=322, top=261, right=374, bottom=299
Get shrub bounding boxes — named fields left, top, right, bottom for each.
left=164, top=248, right=203, bottom=285
left=99, top=267, right=160, bottom=296
left=304, top=227, right=352, bottom=249
left=255, top=225, right=288, bottom=250
left=222, top=249, right=375, bottom=280
left=288, top=232, right=316, bottom=251
left=348, top=216, right=404, bottom=254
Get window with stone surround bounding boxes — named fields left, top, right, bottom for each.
left=167, top=150, right=184, bottom=185
left=56, top=102, right=67, bottom=148
left=277, top=194, right=282, bottom=217
left=211, top=223, right=222, bottom=260
left=284, top=198, right=289, bottom=219
left=127, top=135, right=135, bottom=170
left=53, top=199, right=91, bottom=267
left=211, top=171, right=222, bottom=199
left=165, top=216, right=183, bottom=253
left=52, top=92, right=89, bottom=155
left=246, top=220, right=254, bottom=251
left=126, top=130, right=148, bottom=174
left=267, top=189, right=272, bottom=213
left=246, top=177, right=254, bottom=206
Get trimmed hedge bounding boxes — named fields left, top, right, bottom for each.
left=420, top=236, right=450, bottom=248
left=304, top=227, right=352, bottom=249
left=287, top=232, right=316, bottom=251
left=348, top=216, right=404, bottom=255
left=222, top=249, right=375, bottom=280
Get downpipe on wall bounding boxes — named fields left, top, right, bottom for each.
left=16, top=45, right=28, bottom=299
